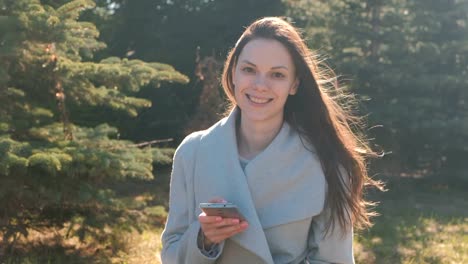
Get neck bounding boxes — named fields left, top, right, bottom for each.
left=236, top=114, right=284, bottom=160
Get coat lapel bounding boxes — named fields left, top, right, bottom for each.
left=244, top=120, right=325, bottom=229
left=192, top=108, right=325, bottom=263
left=194, top=108, right=274, bottom=264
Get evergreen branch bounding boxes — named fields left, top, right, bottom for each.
left=107, top=138, right=173, bottom=150
left=57, top=0, right=96, bottom=20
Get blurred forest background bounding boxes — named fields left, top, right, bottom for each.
left=0, top=0, right=467, bottom=263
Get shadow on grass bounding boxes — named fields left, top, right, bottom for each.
left=4, top=166, right=466, bottom=264
left=1, top=236, right=110, bottom=264
left=0, top=166, right=173, bottom=264
left=355, top=172, right=468, bottom=264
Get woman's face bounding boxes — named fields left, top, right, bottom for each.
left=232, top=38, right=298, bottom=126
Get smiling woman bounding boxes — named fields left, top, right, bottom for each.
left=161, top=17, right=384, bottom=264
left=232, top=38, right=299, bottom=159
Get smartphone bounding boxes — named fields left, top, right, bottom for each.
left=199, top=202, right=246, bottom=221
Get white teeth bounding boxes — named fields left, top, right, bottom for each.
left=248, top=95, right=270, bottom=104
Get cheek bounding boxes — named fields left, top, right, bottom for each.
left=232, top=68, right=242, bottom=86
left=233, top=72, right=247, bottom=85
left=232, top=83, right=243, bottom=102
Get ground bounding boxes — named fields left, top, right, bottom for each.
left=1, top=169, right=467, bottom=264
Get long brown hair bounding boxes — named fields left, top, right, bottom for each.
left=221, top=17, right=384, bottom=234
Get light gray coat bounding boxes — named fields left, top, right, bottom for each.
left=161, top=109, right=355, bottom=264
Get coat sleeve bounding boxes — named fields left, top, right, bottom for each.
left=305, top=210, right=355, bottom=264
left=160, top=136, right=225, bottom=264
left=306, top=165, right=355, bottom=264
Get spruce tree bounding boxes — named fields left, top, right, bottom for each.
left=398, top=0, right=468, bottom=171
left=286, top=0, right=468, bottom=172
left=0, top=0, right=188, bottom=245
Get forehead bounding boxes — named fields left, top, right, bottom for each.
left=237, top=38, right=294, bottom=68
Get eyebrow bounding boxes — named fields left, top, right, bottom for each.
left=240, top=60, right=289, bottom=70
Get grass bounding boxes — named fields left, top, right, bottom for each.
left=354, top=173, right=468, bottom=264
left=0, top=167, right=171, bottom=264
left=1, top=169, right=467, bottom=264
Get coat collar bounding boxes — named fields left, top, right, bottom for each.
left=193, top=108, right=325, bottom=263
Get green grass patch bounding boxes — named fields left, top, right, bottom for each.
left=2, top=169, right=467, bottom=264
left=355, top=174, right=468, bottom=264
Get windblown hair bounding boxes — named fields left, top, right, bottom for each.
left=221, top=17, right=384, bottom=234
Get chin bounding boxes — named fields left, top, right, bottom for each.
left=240, top=111, right=283, bottom=124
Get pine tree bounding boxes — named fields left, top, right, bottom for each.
left=398, top=0, right=468, bottom=172
left=286, top=0, right=468, bottom=172
left=0, top=0, right=188, bottom=245
left=86, top=0, right=285, bottom=141
left=186, top=51, right=227, bottom=133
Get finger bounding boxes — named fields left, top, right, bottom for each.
left=204, top=221, right=249, bottom=240
left=200, top=220, right=235, bottom=236
left=211, top=218, right=241, bottom=228
left=199, top=211, right=243, bottom=225
left=198, top=213, right=223, bottom=224
left=201, top=218, right=243, bottom=231
left=203, top=218, right=249, bottom=233
left=206, top=226, right=245, bottom=243
left=209, top=197, right=227, bottom=203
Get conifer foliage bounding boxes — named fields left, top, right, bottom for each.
left=0, top=0, right=188, bottom=246
left=286, top=0, right=468, bottom=172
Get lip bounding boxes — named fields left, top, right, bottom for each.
left=246, top=94, right=273, bottom=105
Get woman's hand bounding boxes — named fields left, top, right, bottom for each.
left=198, top=198, right=249, bottom=247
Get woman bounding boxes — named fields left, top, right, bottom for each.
left=161, top=17, right=383, bottom=264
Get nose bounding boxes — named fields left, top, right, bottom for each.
left=254, top=74, right=268, bottom=91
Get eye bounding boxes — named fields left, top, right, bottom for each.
left=272, top=72, right=286, bottom=79
left=241, top=66, right=255, bottom=73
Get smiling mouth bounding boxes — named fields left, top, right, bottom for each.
left=246, top=94, right=273, bottom=104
